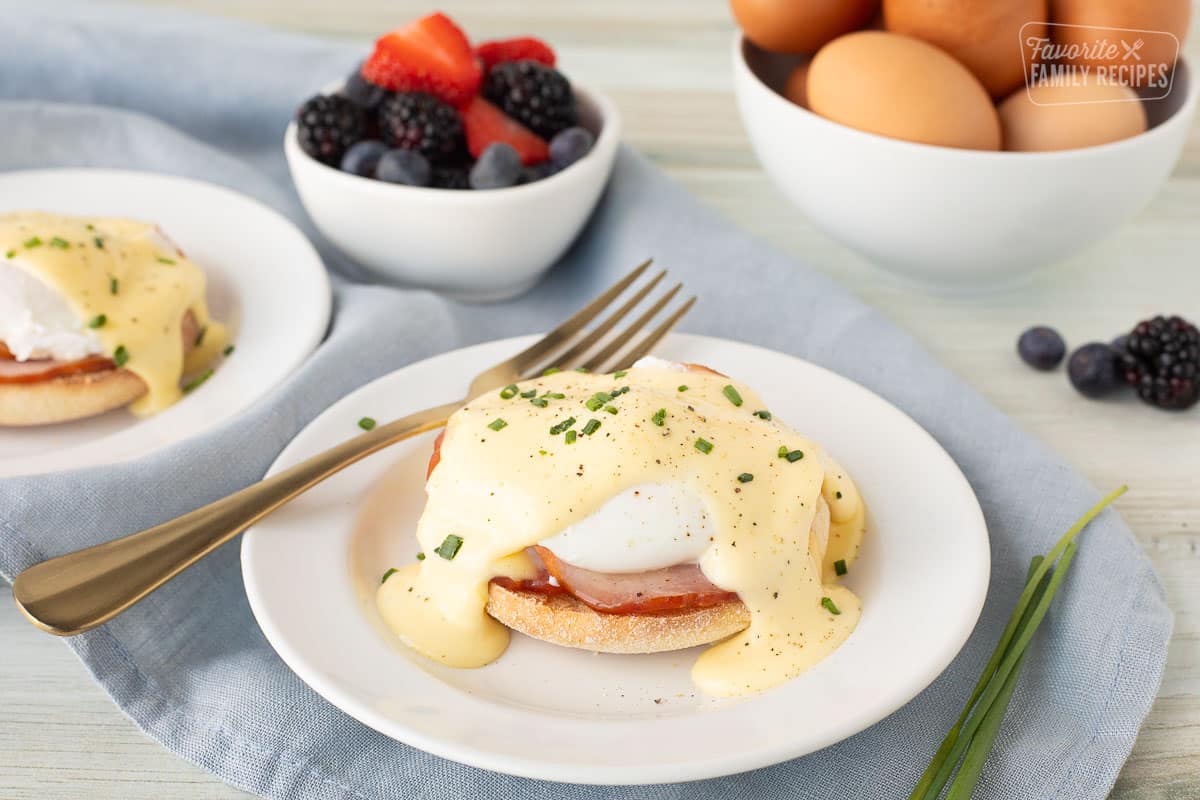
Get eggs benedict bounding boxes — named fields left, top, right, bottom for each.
left=0, top=212, right=227, bottom=426
left=377, top=359, right=866, bottom=697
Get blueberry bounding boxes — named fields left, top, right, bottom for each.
left=340, top=140, right=387, bottom=177
left=519, top=160, right=558, bottom=185
left=1068, top=343, right=1120, bottom=398
left=376, top=149, right=432, bottom=186
left=1017, top=326, right=1066, bottom=370
left=469, top=143, right=522, bottom=189
left=341, top=67, right=386, bottom=111
left=548, top=126, right=594, bottom=169
left=1110, top=333, right=1130, bottom=354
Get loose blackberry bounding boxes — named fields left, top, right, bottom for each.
left=431, top=164, right=470, bottom=190
left=296, top=94, right=368, bottom=166
left=482, top=60, right=576, bottom=139
left=376, top=92, right=465, bottom=165
left=1119, top=315, right=1199, bottom=410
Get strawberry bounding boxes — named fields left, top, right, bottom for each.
left=474, top=37, right=556, bottom=70
left=361, top=13, right=481, bottom=106
left=461, top=97, right=549, bottom=165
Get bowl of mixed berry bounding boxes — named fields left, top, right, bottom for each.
left=284, top=12, right=620, bottom=301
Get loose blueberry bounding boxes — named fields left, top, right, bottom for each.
left=519, top=160, right=558, bottom=185
left=376, top=149, right=432, bottom=186
left=341, top=67, right=387, bottom=111
left=469, top=143, right=522, bottom=190
left=548, top=126, right=594, bottom=169
left=340, top=140, right=388, bottom=177
left=1067, top=343, right=1120, bottom=398
left=1110, top=333, right=1130, bottom=354
left=1017, top=326, right=1066, bottom=370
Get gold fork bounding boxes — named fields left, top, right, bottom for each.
left=13, top=262, right=695, bottom=636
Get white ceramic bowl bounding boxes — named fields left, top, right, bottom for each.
left=732, top=35, right=1199, bottom=288
left=285, top=86, right=619, bottom=302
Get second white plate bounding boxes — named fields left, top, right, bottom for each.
left=0, top=168, right=330, bottom=477
left=242, top=334, right=990, bottom=784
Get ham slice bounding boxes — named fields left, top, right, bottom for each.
left=0, top=343, right=114, bottom=384
left=528, top=545, right=736, bottom=614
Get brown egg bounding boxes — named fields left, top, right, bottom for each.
left=731, top=0, right=880, bottom=54
left=807, top=31, right=1002, bottom=150
left=999, top=82, right=1147, bottom=150
left=884, top=0, right=1047, bottom=98
left=783, top=62, right=811, bottom=108
left=1050, top=0, right=1190, bottom=87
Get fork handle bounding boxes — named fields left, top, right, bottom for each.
left=12, top=399, right=462, bottom=636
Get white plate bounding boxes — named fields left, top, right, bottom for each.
left=0, top=169, right=330, bottom=476
left=242, top=334, right=989, bottom=784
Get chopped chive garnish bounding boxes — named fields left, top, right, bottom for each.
left=753, top=410, right=772, bottom=420
left=416, top=552, right=426, bottom=561
left=156, top=255, right=177, bottom=264
left=575, top=366, right=589, bottom=373
left=435, top=534, right=463, bottom=560
left=549, top=417, right=576, bottom=435
left=834, top=559, right=848, bottom=576
left=778, top=445, right=788, bottom=457
left=109, top=276, right=119, bottom=294
left=585, top=392, right=611, bottom=411
left=722, top=385, right=744, bottom=407
left=582, top=418, right=601, bottom=436
left=836, top=490, right=844, bottom=499
left=86, top=223, right=94, bottom=230
left=677, top=384, right=688, bottom=392
left=487, top=418, right=508, bottom=431
left=610, top=386, right=630, bottom=397
left=194, top=326, right=207, bottom=347
left=694, top=438, right=714, bottom=454
left=786, top=450, right=804, bottom=463
left=113, top=345, right=129, bottom=367
left=94, top=236, right=105, bottom=250
left=223, top=344, right=235, bottom=356
left=821, top=597, right=841, bottom=615
left=499, top=384, right=519, bottom=399
left=737, top=473, right=754, bottom=483
left=614, top=370, right=627, bottom=378
left=545, top=392, right=565, bottom=399
left=604, top=405, right=618, bottom=414
left=50, top=236, right=70, bottom=249
left=87, top=314, right=107, bottom=329
left=520, top=389, right=537, bottom=398
left=358, top=416, right=377, bottom=431
left=530, top=396, right=549, bottom=408
left=542, top=367, right=561, bottom=376
left=651, top=408, right=667, bottom=427
left=565, top=429, right=577, bottom=444
left=182, top=369, right=214, bottom=393
left=23, top=236, right=42, bottom=249
left=4, top=249, right=14, bottom=259
left=381, top=567, right=398, bottom=584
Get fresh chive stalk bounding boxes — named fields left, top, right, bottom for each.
left=722, top=384, right=743, bottom=407
left=908, top=486, right=1126, bottom=800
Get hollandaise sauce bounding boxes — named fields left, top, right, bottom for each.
left=379, top=364, right=866, bottom=696
left=0, top=211, right=226, bottom=414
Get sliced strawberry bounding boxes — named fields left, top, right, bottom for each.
left=361, top=13, right=481, bottom=106
left=474, top=37, right=556, bottom=70
left=461, top=96, right=549, bottom=165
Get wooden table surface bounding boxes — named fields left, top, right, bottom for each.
left=2, top=1, right=1198, bottom=797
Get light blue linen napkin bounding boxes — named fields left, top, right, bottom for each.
left=0, top=3, right=1170, bottom=799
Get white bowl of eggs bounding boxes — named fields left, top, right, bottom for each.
left=730, top=0, right=1198, bottom=288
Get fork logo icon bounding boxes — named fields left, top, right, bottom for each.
left=1121, top=38, right=1144, bottom=61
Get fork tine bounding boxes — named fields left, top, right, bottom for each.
left=508, top=259, right=652, bottom=372
left=604, top=295, right=696, bottom=372
left=538, top=270, right=667, bottom=373
left=580, top=283, right=683, bottom=372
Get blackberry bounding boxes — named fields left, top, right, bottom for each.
left=376, top=92, right=465, bottom=165
left=482, top=60, right=576, bottom=139
left=1119, top=315, right=1199, bottom=410
left=296, top=94, right=368, bottom=166
left=431, top=164, right=470, bottom=190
